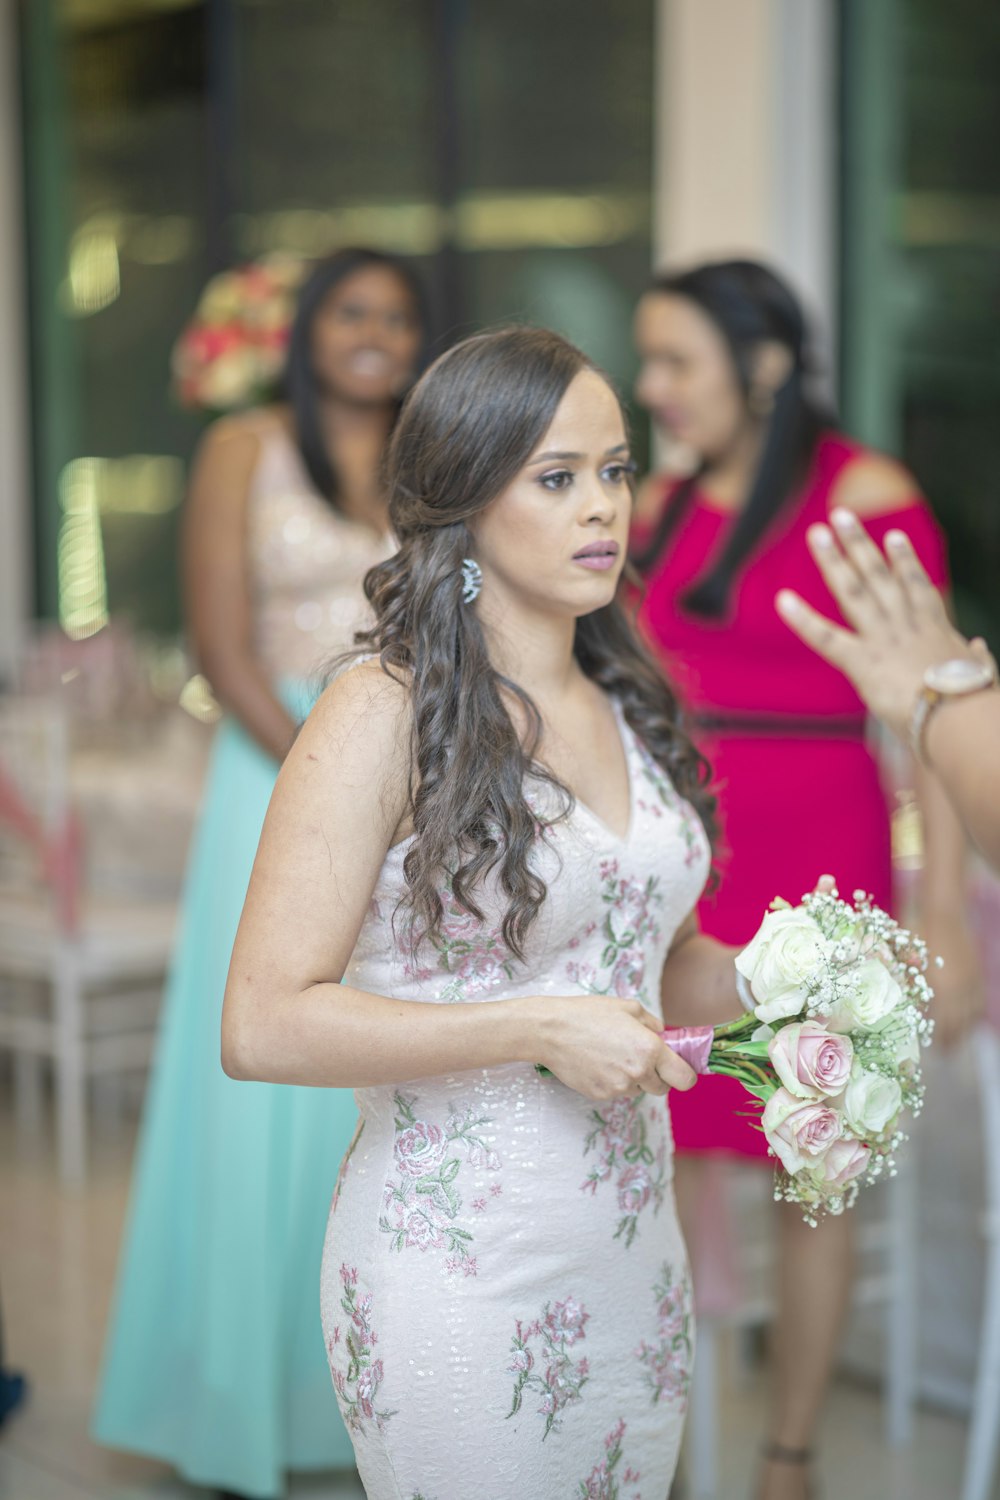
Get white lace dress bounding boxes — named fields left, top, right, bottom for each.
left=320, top=702, right=711, bottom=1499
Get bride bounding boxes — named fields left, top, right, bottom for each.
left=224, top=325, right=759, bottom=1496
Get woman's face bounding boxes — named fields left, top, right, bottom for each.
left=472, top=369, right=633, bottom=623
left=633, top=292, right=748, bottom=461
left=311, top=265, right=422, bottom=406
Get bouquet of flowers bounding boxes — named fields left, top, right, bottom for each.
left=171, top=255, right=305, bottom=413
left=663, top=887, right=936, bottom=1223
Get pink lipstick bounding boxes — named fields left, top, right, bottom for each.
left=572, top=539, right=620, bottom=571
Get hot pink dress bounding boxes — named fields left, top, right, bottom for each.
left=636, top=432, right=948, bottom=1158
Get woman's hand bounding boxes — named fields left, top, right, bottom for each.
left=776, top=511, right=992, bottom=742
left=532, top=994, right=697, bottom=1102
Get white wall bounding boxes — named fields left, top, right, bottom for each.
left=653, top=0, right=837, bottom=339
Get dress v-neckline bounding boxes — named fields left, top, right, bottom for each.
left=384, top=698, right=638, bottom=855
left=564, top=698, right=636, bottom=848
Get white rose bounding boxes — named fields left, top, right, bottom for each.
left=839, top=957, right=904, bottom=1031
left=735, top=907, right=831, bottom=1024
left=843, top=1063, right=902, bottom=1138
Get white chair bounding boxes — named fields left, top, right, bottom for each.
left=0, top=697, right=178, bottom=1183
left=960, top=1023, right=1000, bottom=1500
left=684, top=1149, right=918, bottom=1499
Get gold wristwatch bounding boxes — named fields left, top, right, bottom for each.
left=909, top=657, right=998, bottom=764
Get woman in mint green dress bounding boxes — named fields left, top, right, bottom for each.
left=93, top=249, right=427, bottom=1500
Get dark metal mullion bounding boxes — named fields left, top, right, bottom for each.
left=203, top=0, right=239, bottom=272
left=428, top=0, right=468, bottom=342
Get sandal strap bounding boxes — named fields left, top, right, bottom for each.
left=763, top=1441, right=814, bottom=1466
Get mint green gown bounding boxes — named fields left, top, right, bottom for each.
left=92, top=420, right=395, bottom=1498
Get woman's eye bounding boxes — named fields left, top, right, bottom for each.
left=539, top=469, right=574, bottom=491
left=603, top=461, right=637, bottom=485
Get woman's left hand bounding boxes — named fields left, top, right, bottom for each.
left=922, top=908, right=985, bottom=1048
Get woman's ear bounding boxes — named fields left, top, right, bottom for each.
left=750, top=340, right=794, bottom=397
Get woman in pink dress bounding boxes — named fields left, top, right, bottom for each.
left=631, top=259, right=982, bottom=1500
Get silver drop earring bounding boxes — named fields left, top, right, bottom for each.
left=460, top=558, right=482, bottom=604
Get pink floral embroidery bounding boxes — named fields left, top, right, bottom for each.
left=507, top=1296, right=590, bottom=1438
left=635, top=1264, right=694, bottom=1409
left=401, top=881, right=518, bottom=998
left=566, top=858, right=663, bottom=1003
left=581, top=1098, right=667, bottom=1247
left=576, top=1418, right=641, bottom=1499
left=636, top=746, right=707, bottom=869
left=379, top=1092, right=501, bottom=1271
left=326, top=1265, right=395, bottom=1433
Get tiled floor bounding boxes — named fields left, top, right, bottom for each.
left=0, top=1073, right=981, bottom=1500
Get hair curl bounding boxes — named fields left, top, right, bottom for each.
left=350, top=326, right=714, bottom=958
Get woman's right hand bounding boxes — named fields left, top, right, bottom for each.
left=530, top=994, right=698, bottom=1101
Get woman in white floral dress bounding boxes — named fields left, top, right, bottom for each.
left=223, top=328, right=755, bottom=1498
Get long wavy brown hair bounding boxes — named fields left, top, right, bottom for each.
left=352, top=326, right=714, bottom=958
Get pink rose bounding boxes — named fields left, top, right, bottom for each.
left=819, top=1137, right=871, bottom=1189
left=547, top=1296, right=590, bottom=1346
left=402, top=1207, right=448, bottom=1251
left=601, top=1098, right=639, bottom=1153
left=769, top=1022, right=854, bottom=1100
left=357, top=1360, right=383, bottom=1405
left=394, top=1121, right=447, bottom=1177
left=762, top=1088, right=843, bottom=1174
left=617, top=1163, right=652, bottom=1215
left=544, top=1362, right=572, bottom=1402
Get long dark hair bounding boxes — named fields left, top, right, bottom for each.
left=632, top=259, right=835, bottom=616
left=283, top=247, right=429, bottom=506
left=352, top=326, right=714, bottom=958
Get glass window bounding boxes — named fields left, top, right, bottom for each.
left=20, top=0, right=655, bottom=637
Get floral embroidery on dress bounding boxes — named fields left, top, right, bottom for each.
left=379, top=1091, right=501, bottom=1273
left=507, top=1295, right=590, bottom=1439
left=581, top=1097, right=667, bottom=1247
left=565, top=857, right=664, bottom=1004
left=576, top=1418, right=642, bottom=1499
left=326, top=1265, right=395, bottom=1433
left=401, top=880, right=518, bottom=1000
left=635, top=744, right=706, bottom=869
left=635, top=1264, right=694, bottom=1409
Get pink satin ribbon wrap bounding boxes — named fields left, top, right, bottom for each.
left=660, top=1025, right=714, bottom=1075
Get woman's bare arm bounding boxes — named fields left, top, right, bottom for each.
left=222, top=663, right=696, bottom=1100
left=660, top=915, right=743, bottom=1029
left=183, top=417, right=299, bottom=761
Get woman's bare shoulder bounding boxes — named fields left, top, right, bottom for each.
left=282, top=658, right=414, bottom=840
left=194, top=404, right=289, bottom=467
left=828, top=450, right=923, bottom=518
left=305, top=658, right=413, bottom=764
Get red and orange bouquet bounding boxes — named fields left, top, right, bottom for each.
left=171, top=256, right=305, bottom=413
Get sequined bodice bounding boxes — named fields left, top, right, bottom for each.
left=246, top=422, right=395, bottom=681
left=344, top=703, right=711, bottom=1117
